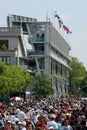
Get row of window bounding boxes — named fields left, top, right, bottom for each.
left=51, top=48, right=69, bottom=64
left=0, top=57, right=17, bottom=65
left=51, top=60, right=69, bottom=77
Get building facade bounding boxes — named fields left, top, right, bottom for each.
left=0, top=14, right=71, bottom=97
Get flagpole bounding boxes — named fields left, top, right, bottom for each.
left=45, top=0, right=48, bottom=21
left=52, top=9, right=56, bottom=27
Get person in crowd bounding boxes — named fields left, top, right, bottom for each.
left=35, top=127, right=44, bottom=130
left=35, top=116, right=46, bottom=130
left=32, top=110, right=40, bottom=125
left=46, top=114, right=58, bottom=130
left=16, top=121, right=22, bottom=130
left=55, top=117, right=62, bottom=130
left=26, top=121, right=35, bottom=130
left=17, top=108, right=26, bottom=122
left=11, top=122, right=17, bottom=130
left=43, top=114, right=49, bottom=125
left=7, top=111, right=16, bottom=122
left=60, top=119, right=73, bottom=130
left=0, top=113, right=4, bottom=130
left=21, top=121, right=27, bottom=130
left=4, top=120, right=12, bottom=130
left=0, top=96, right=87, bottom=130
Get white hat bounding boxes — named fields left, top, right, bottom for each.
left=7, top=120, right=11, bottom=124
left=24, top=116, right=28, bottom=120
left=49, top=105, right=53, bottom=109
left=81, top=115, right=85, bottom=119
left=12, top=122, right=15, bottom=125
left=22, top=121, right=26, bottom=126
left=48, top=126, right=54, bottom=130
left=50, top=114, right=56, bottom=119
left=16, top=109, right=20, bottom=113
left=17, top=121, right=22, bottom=125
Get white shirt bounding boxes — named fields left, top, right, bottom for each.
left=47, top=120, right=58, bottom=130
left=17, top=111, right=26, bottom=122
left=21, top=126, right=27, bottom=130
left=7, top=115, right=16, bottom=122
left=60, top=125, right=73, bottom=130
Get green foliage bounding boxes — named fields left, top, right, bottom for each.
left=80, top=75, right=87, bottom=87
left=1, top=44, right=7, bottom=50
left=69, top=57, right=86, bottom=94
left=31, top=74, right=54, bottom=99
left=79, top=74, right=87, bottom=95
left=0, top=61, right=32, bottom=97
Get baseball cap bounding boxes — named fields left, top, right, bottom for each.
left=48, top=126, right=54, bottom=130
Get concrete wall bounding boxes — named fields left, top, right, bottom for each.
left=0, top=36, right=24, bottom=58
left=49, top=23, right=71, bottom=57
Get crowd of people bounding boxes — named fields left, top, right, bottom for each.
left=0, top=96, right=87, bottom=130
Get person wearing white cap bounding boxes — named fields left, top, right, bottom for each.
left=47, top=114, right=58, bottom=130
left=21, top=121, right=27, bottom=130
left=16, top=121, right=22, bottom=130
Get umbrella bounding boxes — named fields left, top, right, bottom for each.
left=10, top=97, right=24, bottom=101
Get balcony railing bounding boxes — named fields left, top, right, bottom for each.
left=0, top=50, right=16, bottom=56
left=0, top=27, right=22, bottom=36
left=29, top=34, right=45, bottom=43
left=27, top=51, right=44, bottom=57
left=28, top=66, right=37, bottom=71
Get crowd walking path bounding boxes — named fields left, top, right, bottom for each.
left=0, top=97, right=87, bottom=130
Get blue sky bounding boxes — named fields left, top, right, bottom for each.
left=0, top=0, right=87, bottom=68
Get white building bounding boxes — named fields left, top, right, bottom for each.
left=0, top=14, right=71, bottom=97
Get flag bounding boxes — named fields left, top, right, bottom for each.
left=58, top=18, right=63, bottom=28
left=54, top=10, right=72, bottom=34
left=54, top=11, right=60, bottom=19
left=63, top=25, right=69, bottom=33
left=68, top=29, right=72, bottom=34
left=63, top=25, right=72, bottom=34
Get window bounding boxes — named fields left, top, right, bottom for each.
left=0, top=40, right=8, bottom=50
left=0, top=56, right=16, bottom=65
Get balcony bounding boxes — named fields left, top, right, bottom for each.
left=0, top=27, right=22, bottom=37
left=27, top=51, right=44, bottom=57
left=29, top=33, right=45, bottom=43
left=0, top=50, right=16, bottom=57
left=10, top=14, right=37, bottom=23
left=27, top=66, right=37, bottom=73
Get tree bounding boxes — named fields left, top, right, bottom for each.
left=79, top=85, right=87, bottom=95
left=80, top=73, right=87, bottom=88
left=0, top=61, right=32, bottom=97
left=69, top=57, right=86, bottom=94
left=79, top=72, right=87, bottom=95
left=31, top=74, right=54, bottom=99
